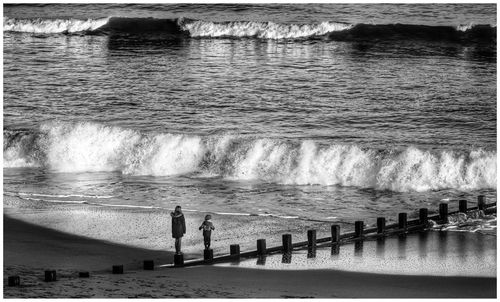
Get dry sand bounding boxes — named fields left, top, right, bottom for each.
left=3, top=214, right=496, bottom=298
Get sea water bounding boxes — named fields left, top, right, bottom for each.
left=3, top=4, right=497, bottom=255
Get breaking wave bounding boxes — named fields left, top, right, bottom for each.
left=4, top=122, right=496, bottom=192
left=181, top=20, right=352, bottom=39
left=3, top=16, right=110, bottom=34
left=3, top=16, right=496, bottom=43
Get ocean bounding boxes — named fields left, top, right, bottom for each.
left=3, top=4, right=497, bottom=259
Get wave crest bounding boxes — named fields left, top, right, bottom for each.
left=181, top=20, right=352, bottom=39
left=4, top=122, right=497, bottom=192
left=3, top=16, right=109, bottom=34
left=4, top=16, right=495, bottom=44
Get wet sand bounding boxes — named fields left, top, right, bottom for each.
left=3, top=214, right=496, bottom=298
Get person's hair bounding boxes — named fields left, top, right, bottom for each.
left=175, top=205, right=182, bottom=212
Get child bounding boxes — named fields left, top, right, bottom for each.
left=199, top=214, right=215, bottom=250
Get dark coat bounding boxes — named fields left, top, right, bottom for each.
left=171, top=212, right=186, bottom=239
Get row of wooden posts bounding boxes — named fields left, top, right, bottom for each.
left=6, top=195, right=495, bottom=286
left=172, top=195, right=495, bottom=267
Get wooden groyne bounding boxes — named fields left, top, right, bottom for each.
left=6, top=196, right=495, bottom=287
left=163, top=195, right=496, bottom=268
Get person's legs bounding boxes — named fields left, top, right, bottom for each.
left=175, top=237, right=182, bottom=254
left=204, top=235, right=210, bottom=249
left=203, top=231, right=211, bottom=249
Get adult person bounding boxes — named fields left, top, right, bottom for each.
left=170, top=205, right=186, bottom=255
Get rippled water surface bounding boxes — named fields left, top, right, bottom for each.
left=3, top=4, right=497, bottom=224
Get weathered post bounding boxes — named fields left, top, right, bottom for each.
left=459, top=200, right=468, bottom=213
left=439, top=203, right=448, bottom=223
left=257, top=239, right=267, bottom=256
left=204, top=249, right=214, bottom=263
left=398, top=213, right=408, bottom=231
left=354, top=221, right=364, bottom=239
left=377, top=217, right=386, bottom=234
left=307, top=246, right=317, bottom=258
left=282, top=234, right=292, bottom=253
left=8, top=276, right=20, bottom=286
left=331, top=244, right=340, bottom=255
left=419, top=208, right=428, bottom=224
left=331, top=225, right=340, bottom=243
left=256, top=255, right=266, bottom=266
left=307, top=230, right=317, bottom=249
left=79, top=272, right=90, bottom=278
left=478, top=195, right=486, bottom=211
left=44, top=270, right=57, bottom=281
left=112, top=265, right=124, bottom=274
left=230, top=244, right=240, bottom=260
left=174, top=254, right=184, bottom=267
left=354, top=240, right=363, bottom=254
left=331, top=224, right=340, bottom=255
left=143, top=260, right=154, bottom=270
left=282, top=252, right=292, bottom=263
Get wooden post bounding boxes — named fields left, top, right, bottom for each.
left=331, top=225, right=340, bottom=243
left=174, top=254, right=184, bottom=267
left=44, top=270, right=57, bottom=282
left=459, top=200, right=468, bottom=213
left=478, top=195, right=486, bottom=211
left=8, top=276, right=20, bottom=286
left=307, top=229, right=317, bottom=257
left=398, top=213, right=407, bottom=231
left=377, top=217, right=386, bottom=234
left=307, top=246, right=316, bottom=258
left=282, top=252, right=292, bottom=263
left=331, top=244, right=340, bottom=255
left=307, top=230, right=317, bottom=248
left=230, top=244, right=240, bottom=259
left=79, top=272, right=90, bottom=278
left=354, top=241, right=363, bottom=254
left=439, top=203, right=448, bottom=223
left=419, top=208, right=428, bottom=224
left=112, top=265, right=123, bottom=274
left=256, top=255, right=266, bottom=266
left=354, top=221, right=363, bottom=238
left=257, top=239, right=267, bottom=255
left=282, top=234, right=292, bottom=253
left=331, top=225, right=340, bottom=254
left=204, top=249, right=214, bottom=263
left=143, top=260, right=154, bottom=270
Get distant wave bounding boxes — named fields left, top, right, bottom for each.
left=3, top=16, right=496, bottom=43
left=4, top=121, right=497, bottom=192
left=181, top=19, right=352, bottom=39
left=3, top=16, right=110, bottom=34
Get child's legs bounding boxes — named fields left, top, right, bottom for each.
left=203, top=231, right=211, bottom=249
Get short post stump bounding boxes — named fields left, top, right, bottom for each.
left=143, top=260, right=154, bottom=270
left=44, top=270, right=57, bottom=282
left=204, top=249, right=214, bottom=263
left=174, top=254, right=184, bottom=267
left=112, top=265, right=124, bottom=274
left=8, top=276, right=20, bottom=287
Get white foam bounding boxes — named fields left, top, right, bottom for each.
left=457, top=23, right=474, bottom=32
left=21, top=196, right=88, bottom=204
left=181, top=20, right=352, bottom=39
left=3, top=17, right=109, bottom=34
left=3, top=121, right=497, bottom=192
left=15, top=192, right=113, bottom=199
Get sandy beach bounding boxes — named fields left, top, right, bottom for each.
left=3, top=214, right=496, bottom=298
